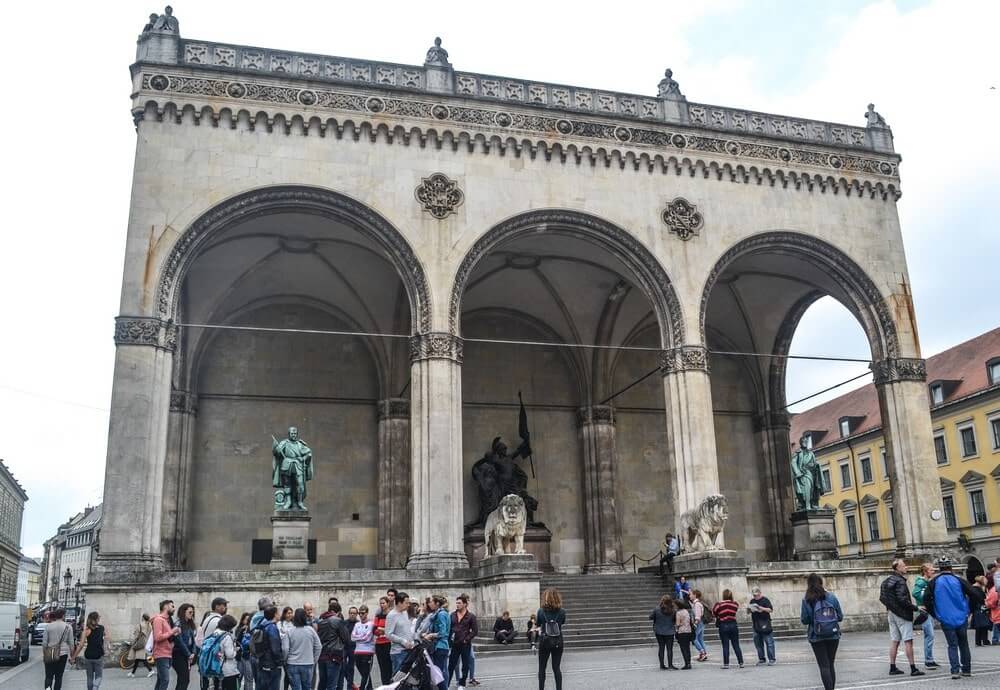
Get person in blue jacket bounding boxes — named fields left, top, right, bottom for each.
left=924, top=557, right=976, bottom=679
left=800, top=573, right=843, bottom=690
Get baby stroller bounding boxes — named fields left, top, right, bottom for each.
left=377, top=640, right=442, bottom=690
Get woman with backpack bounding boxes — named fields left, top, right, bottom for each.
left=801, top=573, right=844, bottom=690
left=234, top=613, right=254, bottom=690
left=172, top=604, right=197, bottom=690
left=537, top=587, right=566, bottom=690
left=199, top=614, right=240, bottom=690
left=649, top=595, right=678, bottom=670
left=70, top=611, right=107, bottom=690
left=712, top=590, right=744, bottom=669
left=690, top=589, right=709, bottom=661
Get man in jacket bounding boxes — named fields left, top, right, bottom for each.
left=925, top=557, right=975, bottom=679
left=912, top=563, right=939, bottom=669
left=880, top=559, right=924, bottom=677
left=152, top=600, right=181, bottom=690
left=448, top=594, right=479, bottom=689
left=317, top=601, right=348, bottom=690
left=253, top=605, right=285, bottom=690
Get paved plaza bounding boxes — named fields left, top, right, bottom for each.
left=3, top=633, right=999, bottom=690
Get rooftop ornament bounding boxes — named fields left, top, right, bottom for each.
left=657, top=68, right=684, bottom=99
left=424, top=37, right=451, bottom=67
left=864, top=103, right=889, bottom=129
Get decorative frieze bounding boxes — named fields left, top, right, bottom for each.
left=169, top=389, right=198, bottom=415
left=377, top=398, right=411, bottom=420
left=577, top=405, right=615, bottom=427
left=870, top=357, right=928, bottom=385
left=659, top=345, right=710, bottom=374
left=409, top=332, right=463, bottom=363
left=114, top=316, right=176, bottom=351
left=661, top=197, right=704, bottom=241
left=414, top=173, right=464, bottom=219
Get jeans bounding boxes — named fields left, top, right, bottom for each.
left=355, top=654, right=374, bottom=690
left=692, top=620, right=706, bottom=653
left=172, top=654, right=191, bottom=690
left=676, top=632, right=693, bottom=667
left=202, top=672, right=222, bottom=690
left=753, top=631, right=776, bottom=662
left=257, top=667, right=282, bottom=690
left=537, top=644, right=563, bottom=690
left=81, top=657, right=104, bottom=690
left=993, top=622, right=1000, bottom=644
left=718, top=621, right=743, bottom=666
left=921, top=616, right=935, bottom=663
left=469, top=644, right=476, bottom=680
left=155, top=656, right=173, bottom=690
left=941, top=623, right=971, bottom=674
left=810, top=639, right=839, bottom=690
left=286, top=664, right=313, bottom=690
left=321, top=659, right=342, bottom=690
left=448, top=642, right=473, bottom=685
left=238, top=657, right=255, bottom=690
left=494, top=630, right=516, bottom=644
left=654, top=633, right=674, bottom=668
left=431, top=648, right=450, bottom=690
left=391, top=651, right=408, bottom=676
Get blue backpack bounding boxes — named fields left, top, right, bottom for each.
left=198, top=633, right=227, bottom=679
left=812, top=598, right=840, bottom=639
left=240, top=630, right=252, bottom=656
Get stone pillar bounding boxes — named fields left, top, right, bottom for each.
left=873, top=358, right=949, bottom=554
left=578, top=406, right=624, bottom=573
left=660, top=346, right=723, bottom=543
left=96, top=317, right=175, bottom=571
left=407, top=333, right=469, bottom=569
left=754, top=411, right=796, bottom=560
left=161, top=390, right=197, bottom=569
left=378, top=398, right=411, bottom=569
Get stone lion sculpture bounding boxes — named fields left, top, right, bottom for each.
left=484, top=494, right=527, bottom=557
left=679, top=494, right=729, bottom=552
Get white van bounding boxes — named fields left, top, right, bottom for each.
left=0, top=602, right=29, bottom=665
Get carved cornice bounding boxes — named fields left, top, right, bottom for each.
left=134, top=72, right=901, bottom=199
left=870, top=357, right=927, bottom=385
left=577, top=405, right=615, bottom=427
left=114, top=316, right=176, bottom=351
left=409, top=332, right=463, bottom=363
left=169, top=389, right=198, bottom=415
left=659, top=345, right=710, bottom=374
left=377, top=398, right=411, bottom=420
left=154, top=186, right=432, bottom=334
left=449, top=210, right=684, bottom=347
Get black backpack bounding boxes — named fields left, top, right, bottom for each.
left=539, top=610, right=563, bottom=649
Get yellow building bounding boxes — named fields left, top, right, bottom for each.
left=790, top=328, right=1000, bottom=576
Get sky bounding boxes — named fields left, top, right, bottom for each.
left=1, top=0, right=997, bottom=559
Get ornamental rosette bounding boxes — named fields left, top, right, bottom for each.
left=414, top=173, right=464, bottom=219
left=662, top=197, right=704, bottom=241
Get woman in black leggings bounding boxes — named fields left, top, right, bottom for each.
left=801, top=573, right=844, bottom=690
left=537, top=588, right=566, bottom=690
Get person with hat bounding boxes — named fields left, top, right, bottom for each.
left=924, top=557, right=976, bottom=679
left=200, top=597, right=230, bottom=690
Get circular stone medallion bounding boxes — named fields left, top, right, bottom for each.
left=778, top=147, right=792, bottom=162
left=366, top=96, right=386, bottom=113
left=297, top=89, right=317, bottom=106
left=671, top=133, right=687, bottom=148
left=431, top=104, right=450, bottom=120
left=149, top=74, right=169, bottom=91
left=615, top=126, right=632, bottom=142
left=495, top=112, right=513, bottom=127
left=555, top=119, right=573, bottom=135
left=829, top=155, right=843, bottom=169
left=226, top=82, right=247, bottom=98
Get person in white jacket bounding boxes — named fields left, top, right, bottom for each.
left=206, top=615, right=240, bottom=690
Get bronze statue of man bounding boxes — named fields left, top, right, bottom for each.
left=791, top=434, right=822, bottom=511
left=272, top=426, right=313, bottom=511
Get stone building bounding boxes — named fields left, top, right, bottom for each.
left=91, top=8, right=950, bottom=637
left=791, top=327, right=1000, bottom=570
left=0, top=461, right=27, bottom=601
left=39, top=505, right=102, bottom=602
left=16, top=557, right=41, bottom=607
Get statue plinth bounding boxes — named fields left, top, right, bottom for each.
left=270, top=511, right=311, bottom=571
left=464, top=524, right=553, bottom=571
left=790, top=509, right=839, bottom=561
left=673, top=550, right=748, bottom=605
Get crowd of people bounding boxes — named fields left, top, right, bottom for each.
left=38, top=555, right=1000, bottom=690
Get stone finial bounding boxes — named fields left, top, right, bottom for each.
left=424, top=36, right=451, bottom=67
left=658, top=68, right=684, bottom=99
left=864, top=103, right=889, bottom=129
left=144, top=5, right=179, bottom=35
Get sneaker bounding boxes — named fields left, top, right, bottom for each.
left=738, top=663, right=744, bottom=668
left=951, top=672, right=960, bottom=679
left=721, top=664, right=729, bottom=669
left=889, top=667, right=904, bottom=675
left=756, top=660, right=767, bottom=666
left=767, top=660, right=776, bottom=666
left=926, top=662, right=940, bottom=669
left=961, top=672, right=972, bottom=677
left=127, top=672, right=135, bottom=678
left=469, top=681, right=481, bottom=687
left=911, top=668, right=925, bottom=677
left=147, top=670, right=155, bottom=678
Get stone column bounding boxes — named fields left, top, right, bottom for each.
left=378, top=398, right=411, bottom=569
left=161, top=390, right=197, bottom=570
left=753, top=411, right=796, bottom=560
left=873, top=358, right=949, bottom=554
left=660, top=346, right=723, bottom=542
left=578, top=406, right=624, bottom=572
left=407, top=333, right=469, bottom=569
left=96, top=317, right=175, bottom=571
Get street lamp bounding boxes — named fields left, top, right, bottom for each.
left=61, top=568, right=72, bottom=608
left=73, top=579, right=82, bottom=611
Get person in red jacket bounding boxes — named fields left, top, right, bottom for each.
left=373, top=596, right=392, bottom=686
left=152, top=600, right=181, bottom=690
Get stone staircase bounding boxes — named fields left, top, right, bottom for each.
left=475, top=572, right=804, bottom=657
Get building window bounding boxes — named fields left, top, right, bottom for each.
left=880, top=447, right=889, bottom=478
left=970, top=490, right=988, bottom=525
left=845, top=514, right=859, bottom=544
left=866, top=510, right=880, bottom=541
left=959, top=426, right=978, bottom=458
left=934, top=434, right=948, bottom=464
left=839, top=418, right=850, bottom=438
left=840, top=462, right=852, bottom=489
left=942, top=495, right=957, bottom=529
left=990, top=417, right=1000, bottom=451
left=821, top=467, right=832, bottom=494
left=930, top=383, right=944, bottom=405
left=860, top=456, right=873, bottom=484
left=988, top=359, right=1000, bottom=385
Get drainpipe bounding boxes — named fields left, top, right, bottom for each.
left=846, top=438, right=866, bottom=557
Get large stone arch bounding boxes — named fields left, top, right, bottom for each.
left=448, top=209, right=684, bottom=349
left=699, top=231, right=900, bottom=362
left=155, top=185, right=432, bottom=334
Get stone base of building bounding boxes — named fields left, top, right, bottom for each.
left=464, top=524, right=553, bottom=571
left=270, top=512, right=311, bottom=571
left=86, top=559, right=540, bottom=643
left=790, top=509, right=839, bottom=560
left=673, top=550, right=749, bottom=603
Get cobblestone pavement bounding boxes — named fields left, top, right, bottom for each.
left=3, top=634, right=1000, bottom=689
